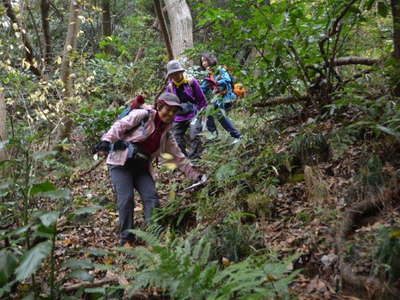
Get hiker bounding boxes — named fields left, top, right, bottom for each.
left=95, top=92, right=204, bottom=247
left=199, top=54, right=241, bottom=144
left=165, top=60, right=208, bottom=159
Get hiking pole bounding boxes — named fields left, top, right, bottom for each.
left=183, top=174, right=207, bottom=192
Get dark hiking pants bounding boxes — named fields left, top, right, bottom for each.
left=172, top=118, right=203, bottom=159
left=206, top=103, right=241, bottom=138
left=109, top=157, right=159, bottom=245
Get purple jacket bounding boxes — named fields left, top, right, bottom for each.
left=165, top=78, right=208, bottom=122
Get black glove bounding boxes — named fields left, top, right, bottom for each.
left=94, top=141, right=111, bottom=154
left=113, top=140, right=127, bottom=151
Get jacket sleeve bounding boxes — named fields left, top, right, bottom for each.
left=216, top=68, right=231, bottom=90
left=191, top=78, right=208, bottom=110
left=101, top=109, right=148, bottom=143
left=165, top=132, right=200, bottom=180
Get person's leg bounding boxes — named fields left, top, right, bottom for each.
left=133, top=164, right=159, bottom=225
left=189, top=117, right=203, bottom=159
left=109, top=165, right=135, bottom=245
left=217, top=104, right=241, bottom=138
left=172, top=120, right=190, bottom=156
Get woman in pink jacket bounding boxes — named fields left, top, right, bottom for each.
left=95, top=92, right=202, bottom=247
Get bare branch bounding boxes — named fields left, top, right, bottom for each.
left=331, top=56, right=379, bottom=66
left=253, top=95, right=310, bottom=108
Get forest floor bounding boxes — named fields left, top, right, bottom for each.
left=52, top=108, right=400, bottom=300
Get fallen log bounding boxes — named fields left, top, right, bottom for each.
left=335, top=179, right=400, bottom=299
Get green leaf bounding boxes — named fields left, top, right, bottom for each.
left=377, top=1, right=389, bottom=17
left=32, top=151, right=57, bottom=161
left=73, top=205, right=102, bottom=216
left=375, top=125, right=400, bottom=139
left=84, top=248, right=112, bottom=257
left=70, top=270, right=94, bottom=282
left=41, top=189, right=71, bottom=200
left=85, top=287, right=106, bottom=294
left=15, top=241, right=52, bottom=281
left=0, top=250, right=18, bottom=287
left=365, top=0, right=376, bottom=10
left=64, top=259, right=93, bottom=270
left=39, top=211, right=60, bottom=227
left=29, top=182, right=56, bottom=196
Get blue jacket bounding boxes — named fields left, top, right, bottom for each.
left=200, top=66, right=236, bottom=106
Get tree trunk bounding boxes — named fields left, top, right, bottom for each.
left=2, top=0, right=42, bottom=78
left=391, top=0, right=400, bottom=60
left=60, top=0, right=81, bottom=99
left=391, top=0, right=400, bottom=95
left=153, top=0, right=174, bottom=60
left=0, top=91, right=8, bottom=162
left=55, top=0, right=81, bottom=151
left=164, top=0, right=193, bottom=59
left=41, top=0, right=52, bottom=67
left=101, top=0, right=113, bottom=54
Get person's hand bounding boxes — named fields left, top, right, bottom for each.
left=94, top=141, right=110, bottom=156
left=113, top=140, right=127, bottom=151
left=197, top=174, right=207, bottom=183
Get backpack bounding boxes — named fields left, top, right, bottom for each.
left=117, top=95, right=150, bottom=134
left=218, top=66, right=246, bottom=98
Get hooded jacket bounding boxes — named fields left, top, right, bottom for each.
left=101, top=105, right=199, bottom=180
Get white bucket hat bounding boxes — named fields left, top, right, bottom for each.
left=166, top=60, right=185, bottom=76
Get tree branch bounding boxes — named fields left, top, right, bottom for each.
left=3, top=0, right=42, bottom=77
left=253, top=95, right=310, bottom=108
left=331, top=56, right=379, bottom=66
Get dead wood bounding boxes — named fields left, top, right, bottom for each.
left=253, top=95, right=310, bottom=108
left=331, top=56, right=379, bottom=67
left=336, top=180, right=400, bottom=298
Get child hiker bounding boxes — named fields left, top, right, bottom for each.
left=165, top=60, right=208, bottom=159
left=200, top=54, right=241, bottom=144
left=95, top=92, right=204, bottom=247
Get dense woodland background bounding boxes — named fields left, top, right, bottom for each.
left=1, top=0, right=400, bottom=299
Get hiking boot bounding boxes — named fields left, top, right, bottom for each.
left=231, top=137, right=242, bottom=145
left=207, top=132, right=218, bottom=141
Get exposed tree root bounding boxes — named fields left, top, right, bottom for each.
left=336, top=180, right=400, bottom=299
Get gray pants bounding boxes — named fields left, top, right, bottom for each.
left=109, top=157, right=159, bottom=245
left=173, top=118, right=203, bottom=159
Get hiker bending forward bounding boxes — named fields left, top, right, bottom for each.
left=165, top=60, right=208, bottom=159
left=96, top=93, right=203, bottom=246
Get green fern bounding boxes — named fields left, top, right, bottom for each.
left=124, top=229, right=298, bottom=299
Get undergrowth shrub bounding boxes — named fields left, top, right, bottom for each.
left=122, top=229, right=299, bottom=300
left=374, top=227, right=400, bottom=283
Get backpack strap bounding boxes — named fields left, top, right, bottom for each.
left=124, top=109, right=150, bottom=136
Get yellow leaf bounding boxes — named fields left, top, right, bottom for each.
left=56, top=56, right=62, bottom=65
left=12, top=23, right=18, bottom=30
left=160, top=152, right=174, bottom=160
left=389, top=230, right=400, bottom=238
left=163, top=162, right=177, bottom=170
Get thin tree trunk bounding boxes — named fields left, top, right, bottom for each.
left=153, top=0, right=174, bottom=60
left=164, top=0, right=193, bottom=59
left=101, top=0, right=112, bottom=54
left=2, top=0, right=42, bottom=78
left=60, top=0, right=81, bottom=98
left=41, top=0, right=52, bottom=66
left=391, top=0, right=400, bottom=95
left=0, top=91, right=8, bottom=162
left=55, top=0, right=81, bottom=151
left=391, top=0, right=400, bottom=60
